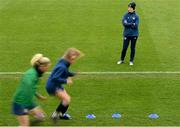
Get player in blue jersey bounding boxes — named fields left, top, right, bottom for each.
left=46, top=48, right=83, bottom=121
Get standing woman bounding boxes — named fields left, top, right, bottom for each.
left=117, top=2, right=139, bottom=66
left=46, top=48, right=83, bottom=121
left=12, top=54, right=51, bottom=126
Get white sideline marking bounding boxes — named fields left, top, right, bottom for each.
left=0, top=71, right=180, bottom=75
left=79, top=71, right=180, bottom=74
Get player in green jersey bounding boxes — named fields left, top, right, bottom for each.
left=12, top=53, right=51, bottom=126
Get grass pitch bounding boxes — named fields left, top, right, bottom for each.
left=0, top=0, right=180, bottom=126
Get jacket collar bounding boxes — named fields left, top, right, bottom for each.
left=128, top=11, right=135, bottom=14
left=59, top=59, right=70, bottom=67
left=34, top=66, right=43, bottom=77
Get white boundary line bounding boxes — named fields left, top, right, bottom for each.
left=79, top=71, right=180, bottom=74
left=1, top=71, right=180, bottom=75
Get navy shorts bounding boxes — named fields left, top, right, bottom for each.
left=12, top=102, right=37, bottom=115
left=46, top=85, right=64, bottom=95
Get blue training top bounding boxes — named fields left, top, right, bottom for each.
left=46, top=59, right=75, bottom=94
left=122, top=11, right=139, bottom=37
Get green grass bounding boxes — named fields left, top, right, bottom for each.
left=0, top=0, right=180, bottom=126
left=0, top=0, right=180, bottom=72
left=1, top=74, right=180, bottom=126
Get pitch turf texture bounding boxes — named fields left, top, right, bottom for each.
left=0, top=0, right=180, bottom=126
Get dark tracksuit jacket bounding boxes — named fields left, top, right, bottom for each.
left=46, top=59, right=75, bottom=95
left=122, top=11, right=139, bottom=37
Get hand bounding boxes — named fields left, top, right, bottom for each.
left=38, top=95, right=47, bottom=101
left=124, top=20, right=127, bottom=24
left=76, top=71, right=80, bottom=75
left=67, top=77, right=73, bottom=85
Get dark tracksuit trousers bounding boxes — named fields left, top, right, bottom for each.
left=121, top=36, right=138, bottom=62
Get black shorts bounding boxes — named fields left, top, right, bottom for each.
left=12, top=102, right=37, bottom=115
left=46, top=85, right=64, bottom=95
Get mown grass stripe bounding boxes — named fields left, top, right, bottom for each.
left=1, top=71, right=180, bottom=75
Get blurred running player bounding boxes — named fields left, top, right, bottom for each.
left=46, top=48, right=83, bottom=121
left=12, top=54, right=51, bottom=126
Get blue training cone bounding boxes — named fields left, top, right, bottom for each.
left=86, top=114, right=96, bottom=119
left=112, top=113, right=122, bottom=118
left=148, top=114, right=159, bottom=119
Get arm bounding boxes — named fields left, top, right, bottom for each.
left=131, top=15, right=139, bottom=29
left=68, top=71, right=76, bottom=77
left=122, top=15, right=133, bottom=27
left=35, top=92, right=47, bottom=100
left=21, top=74, right=46, bottom=100
left=52, top=68, right=67, bottom=84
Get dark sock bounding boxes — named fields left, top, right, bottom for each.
left=56, top=102, right=69, bottom=115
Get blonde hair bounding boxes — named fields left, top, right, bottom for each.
left=31, top=53, right=51, bottom=66
left=63, top=48, right=84, bottom=61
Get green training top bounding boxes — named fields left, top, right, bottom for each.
left=13, top=67, right=39, bottom=106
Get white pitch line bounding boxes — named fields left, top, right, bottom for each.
left=0, top=71, right=180, bottom=75
left=80, top=71, right=180, bottom=74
